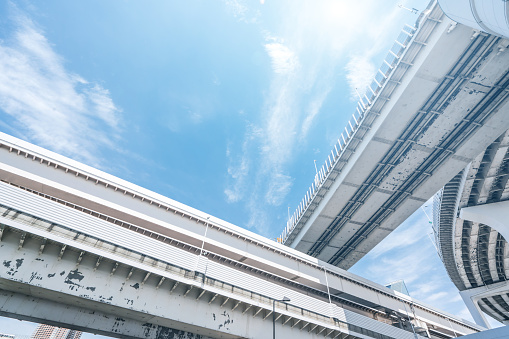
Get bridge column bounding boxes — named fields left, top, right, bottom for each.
left=460, top=200, right=509, bottom=243
left=459, top=280, right=509, bottom=329
left=459, top=201, right=509, bottom=328
left=459, top=289, right=491, bottom=329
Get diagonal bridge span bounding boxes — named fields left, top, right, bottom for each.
left=280, top=1, right=509, bottom=270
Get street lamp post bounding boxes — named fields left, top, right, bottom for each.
left=273, top=296, right=291, bottom=339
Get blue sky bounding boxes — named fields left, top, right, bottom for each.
left=0, top=0, right=499, bottom=337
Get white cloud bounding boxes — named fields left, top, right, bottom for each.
left=224, top=153, right=249, bottom=203
left=369, top=212, right=428, bottom=258
left=264, top=42, right=299, bottom=74
left=0, top=11, right=121, bottom=165
left=262, top=79, right=298, bottom=165
left=246, top=198, right=270, bottom=234
left=224, top=124, right=262, bottom=203
left=301, top=86, right=331, bottom=138
left=163, top=94, right=215, bottom=132
left=265, top=173, right=292, bottom=206
left=223, top=0, right=247, bottom=18
left=345, top=55, right=376, bottom=99
left=222, top=0, right=259, bottom=24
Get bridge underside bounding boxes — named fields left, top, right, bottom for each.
left=436, top=130, right=509, bottom=325
left=284, top=4, right=509, bottom=270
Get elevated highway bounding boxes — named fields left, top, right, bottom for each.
left=434, top=129, right=509, bottom=327
left=0, top=133, right=481, bottom=338
left=280, top=1, right=509, bottom=269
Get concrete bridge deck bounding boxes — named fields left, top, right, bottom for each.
left=280, top=1, right=509, bottom=270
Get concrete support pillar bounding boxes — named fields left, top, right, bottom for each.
left=460, top=200, right=509, bottom=242
left=458, top=279, right=509, bottom=329
left=459, top=290, right=491, bottom=329
left=458, top=201, right=509, bottom=328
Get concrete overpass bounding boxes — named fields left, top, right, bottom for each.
left=280, top=1, right=509, bottom=270
left=0, top=133, right=481, bottom=338
left=434, top=129, right=509, bottom=328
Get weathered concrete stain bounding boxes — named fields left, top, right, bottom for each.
left=63, top=269, right=96, bottom=292
left=142, top=322, right=156, bottom=337
left=155, top=326, right=203, bottom=339
left=15, top=258, right=23, bottom=269
left=130, top=282, right=140, bottom=289
left=111, top=317, right=126, bottom=333
left=216, top=310, right=232, bottom=331
left=65, top=269, right=85, bottom=291
left=47, top=273, right=56, bottom=278
left=3, top=258, right=23, bottom=276
left=65, top=269, right=85, bottom=283
left=99, top=295, right=114, bottom=303
left=29, top=272, right=43, bottom=283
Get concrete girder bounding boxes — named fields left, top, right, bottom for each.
left=0, top=228, right=358, bottom=339
left=0, top=289, right=214, bottom=339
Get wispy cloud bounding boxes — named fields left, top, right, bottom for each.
left=345, top=55, right=376, bottom=99
left=222, top=0, right=259, bottom=24
left=343, top=1, right=414, bottom=99
left=301, top=86, right=332, bottom=138
left=0, top=8, right=121, bottom=166
left=222, top=0, right=431, bottom=237
left=264, top=42, right=299, bottom=74
left=265, top=173, right=292, bottom=206
left=223, top=0, right=247, bottom=18
left=162, top=93, right=216, bottom=133
left=368, top=211, right=429, bottom=258
left=224, top=124, right=261, bottom=203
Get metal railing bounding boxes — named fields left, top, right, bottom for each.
left=279, top=22, right=419, bottom=244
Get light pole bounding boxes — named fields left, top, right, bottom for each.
left=273, top=296, right=290, bottom=339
